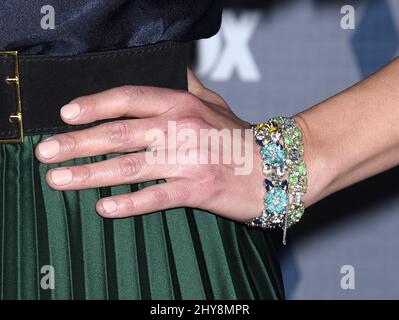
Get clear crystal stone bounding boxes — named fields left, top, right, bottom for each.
left=255, top=131, right=265, bottom=140
left=262, top=163, right=272, bottom=175
left=276, top=166, right=285, bottom=176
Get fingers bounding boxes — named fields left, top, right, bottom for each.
left=36, top=79, right=229, bottom=163
left=187, top=68, right=229, bottom=109
left=45, top=153, right=178, bottom=190
left=96, top=180, right=190, bottom=218
left=60, top=85, right=186, bottom=125
left=35, top=118, right=164, bottom=163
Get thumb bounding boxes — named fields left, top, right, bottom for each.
left=187, top=68, right=230, bottom=109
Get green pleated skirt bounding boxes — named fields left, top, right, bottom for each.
left=0, top=133, right=285, bottom=300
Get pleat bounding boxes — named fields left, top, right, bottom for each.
left=30, top=134, right=52, bottom=300
left=160, top=209, right=182, bottom=299
left=247, top=230, right=286, bottom=298
left=0, top=134, right=284, bottom=300
left=19, top=137, right=40, bottom=299
left=66, top=155, right=109, bottom=299
left=189, top=209, right=237, bottom=299
left=2, top=143, right=21, bottom=299
left=163, top=207, right=207, bottom=299
left=39, top=158, right=74, bottom=299
left=235, top=225, right=280, bottom=299
left=137, top=181, right=175, bottom=299
left=109, top=196, right=140, bottom=300
left=106, top=154, right=141, bottom=299
left=218, top=220, right=256, bottom=299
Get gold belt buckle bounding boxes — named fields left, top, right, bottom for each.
left=0, top=51, right=23, bottom=144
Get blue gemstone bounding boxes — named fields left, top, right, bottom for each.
left=253, top=218, right=262, bottom=226
left=261, top=142, right=286, bottom=166
left=281, top=180, right=288, bottom=190
left=284, top=118, right=294, bottom=128
left=290, top=149, right=300, bottom=161
left=264, top=179, right=274, bottom=191
left=265, top=187, right=288, bottom=214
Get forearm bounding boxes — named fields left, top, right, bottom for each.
left=296, top=57, right=399, bottom=207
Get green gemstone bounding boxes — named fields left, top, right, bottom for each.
left=273, top=116, right=284, bottom=125
left=298, top=164, right=307, bottom=175
left=288, top=209, right=304, bottom=226
left=293, top=210, right=303, bottom=221
left=284, top=136, right=293, bottom=146
left=288, top=173, right=298, bottom=185
left=293, top=128, right=302, bottom=138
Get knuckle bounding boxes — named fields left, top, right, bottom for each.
left=151, top=188, right=171, bottom=206
left=110, top=194, right=136, bottom=213
left=120, top=85, right=145, bottom=102
left=123, top=194, right=136, bottom=211
left=177, top=92, right=205, bottom=113
left=61, top=132, right=79, bottom=153
left=178, top=91, right=198, bottom=107
left=105, top=121, right=132, bottom=145
left=117, top=154, right=143, bottom=178
left=77, top=165, right=93, bottom=184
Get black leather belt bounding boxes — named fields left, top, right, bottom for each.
left=0, top=41, right=188, bottom=143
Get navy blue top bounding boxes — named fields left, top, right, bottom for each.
left=0, top=0, right=222, bottom=55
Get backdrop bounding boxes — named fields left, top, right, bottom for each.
left=195, top=0, right=399, bottom=299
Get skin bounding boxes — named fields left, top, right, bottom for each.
left=35, top=60, right=399, bottom=222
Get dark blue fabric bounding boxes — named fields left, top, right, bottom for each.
left=0, top=0, right=222, bottom=55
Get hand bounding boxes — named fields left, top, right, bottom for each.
left=35, top=70, right=266, bottom=222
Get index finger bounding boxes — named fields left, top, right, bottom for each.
left=60, top=85, right=187, bottom=124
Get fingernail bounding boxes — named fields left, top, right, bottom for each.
left=102, top=200, right=117, bottom=214
left=38, top=139, right=60, bottom=159
left=51, top=168, right=73, bottom=185
left=61, top=103, right=81, bottom=120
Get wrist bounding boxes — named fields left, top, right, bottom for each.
left=293, top=112, right=337, bottom=208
